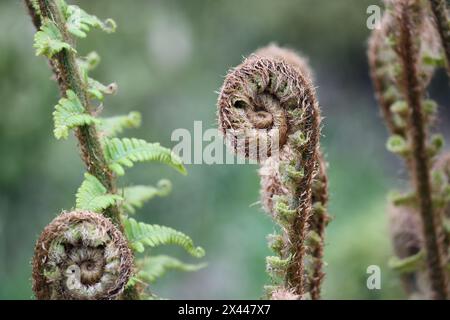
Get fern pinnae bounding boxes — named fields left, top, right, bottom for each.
left=135, top=255, right=207, bottom=284
left=75, top=173, right=122, bottom=213
left=123, top=217, right=205, bottom=258
left=103, top=137, right=186, bottom=176
left=53, top=89, right=100, bottom=139
left=99, top=112, right=142, bottom=137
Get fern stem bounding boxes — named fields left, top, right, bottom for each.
left=397, top=1, right=448, bottom=299
left=25, top=0, right=140, bottom=300
left=218, top=46, right=327, bottom=298
left=429, top=0, right=450, bottom=76
left=29, top=0, right=121, bottom=226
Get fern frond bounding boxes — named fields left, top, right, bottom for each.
left=63, top=5, right=116, bottom=38
left=76, top=173, right=122, bottom=212
left=87, top=77, right=118, bottom=100
left=53, top=90, right=100, bottom=139
left=135, top=255, right=206, bottom=283
left=121, top=180, right=172, bottom=214
left=99, top=112, right=142, bottom=137
left=123, top=218, right=205, bottom=257
left=103, top=138, right=186, bottom=176
left=34, top=18, right=75, bottom=58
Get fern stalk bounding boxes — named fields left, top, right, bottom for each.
left=27, top=0, right=121, bottom=225
left=429, top=0, right=450, bottom=76
left=396, top=0, right=448, bottom=299
left=217, top=45, right=329, bottom=299
left=25, top=0, right=139, bottom=299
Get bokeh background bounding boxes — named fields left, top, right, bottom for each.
left=1, top=0, right=449, bottom=299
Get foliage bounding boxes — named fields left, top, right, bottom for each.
left=26, top=0, right=204, bottom=300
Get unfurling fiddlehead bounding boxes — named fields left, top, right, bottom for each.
left=32, top=211, right=133, bottom=300
left=368, top=0, right=449, bottom=299
left=217, top=44, right=329, bottom=299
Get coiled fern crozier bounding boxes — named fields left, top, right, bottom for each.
left=368, top=0, right=450, bottom=299
left=217, top=44, right=329, bottom=300
left=25, top=0, right=204, bottom=300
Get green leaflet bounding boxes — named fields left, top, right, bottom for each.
left=87, top=78, right=118, bottom=100
left=123, top=217, right=205, bottom=257
left=76, top=52, right=115, bottom=101
left=64, top=5, right=116, bottom=38
left=121, top=180, right=172, bottom=214
left=103, top=137, right=187, bottom=176
left=99, top=112, right=142, bottom=137
left=53, top=90, right=99, bottom=139
left=34, top=19, right=75, bottom=58
left=76, top=173, right=122, bottom=212
left=135, top=255, right=206, bottom=283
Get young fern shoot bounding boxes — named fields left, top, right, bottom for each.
left=217, top=45, right=329, bottom=299
left=25, top=0, right=204, bottom=300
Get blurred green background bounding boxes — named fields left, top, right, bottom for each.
left=1, top=0, right=448, bottom=300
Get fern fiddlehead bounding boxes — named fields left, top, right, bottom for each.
left=217, top=45, right=329, bottom=299
left=24, top=0, right=203, bottom=300
left=368, top=0, right=449, bottom=299
left=32, top=211, right=133, bottom=300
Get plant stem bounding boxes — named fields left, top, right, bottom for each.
left=397, top=3, right=448, bottom=299
left=25, top=0, right=140, bottom=299
left=286, top=97, right=321, bottom=297
left=29, top=0, right=122, bottom=226
left=429, top=0, right=450, bottom=76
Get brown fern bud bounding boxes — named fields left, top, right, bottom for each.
left=217, top=46, right=319, bottom=161
left=32, top=211, right=133, bottom=300
left=218, top=45, right=326, bottom=298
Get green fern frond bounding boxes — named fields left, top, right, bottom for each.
left=103, top=137, right=186, bottom=176
left=34, top=18, right=75, bottom=58
left=99, top=112, right=142, bottom=137
left=53, top=90, right=100, bottom=139
left=76, top=173, right=122, bottom=212
left=123, top=217, right=205, bottom=257
left=135, top=255, right=206, bottom=283
left=121, top=180, right=172, bottom=214
left=87, top=78, right=118, bottom=100
left=64, top=5, right=116, bottom=38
